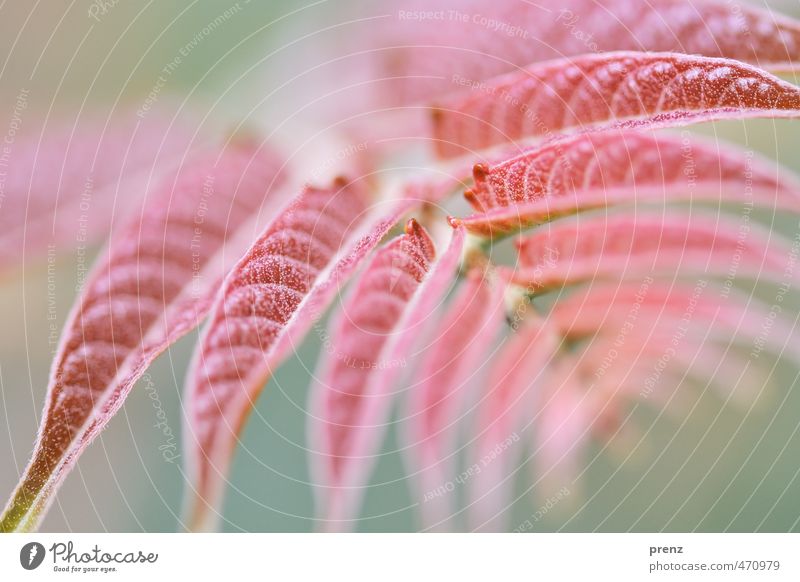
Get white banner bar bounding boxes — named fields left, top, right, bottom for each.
left=1, top=533, right=797, bottom=581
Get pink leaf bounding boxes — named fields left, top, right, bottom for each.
left=530, top=359, right=590, bottom=510
left=375, top=0, right=800, bottom=104
left=471, top=277, right=798, bottom=525
left=460, top=130, right=800, bottom=236
left=512, top=210, right=797, bottom=291
left=0, top=142, right=285, bottom=532
left=529, top=314, right=777, bottom=498
left=401, top=268, right=506, bottom=531
left=309, top=220, right=465, bottom=531
left=0, top=112, right=197, bottom=271
left=551, top=282, right=799, bottom=362
left=183, top=180, right=413, bottom=531
left=575, top=330, right=764, bottom=423
left=468, top=315, right=561, bottom=531
left=432, top=52, right=800, bottom=158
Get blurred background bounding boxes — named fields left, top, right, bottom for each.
left=1, top=0, right=800, bottom=532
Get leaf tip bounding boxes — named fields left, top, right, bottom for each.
left=447, top=215, right=462, bottom=229
left=332, top=174, right=350, bottom=189
left=472, top=163, right=490, bottom=183
left=405, top=217, right=422, bottom=236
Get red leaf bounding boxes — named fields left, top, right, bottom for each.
left=376, top=0, right=800, bottom=104
left=0, top=143, right=285, bottom=532
left=511, top=210, right=797, bottom=292
left=183, top=180, right=413, bottom=531
left=401, top=268, right=506, bottom=531
left=460, top=130, right=800, bottom=236
left=0, top=112, right=197, bottom=271
left=432, top=52, right=800, bottom=158
left=308, top=220, right=465, bottom=531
